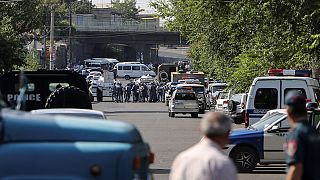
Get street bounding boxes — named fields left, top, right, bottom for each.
left=93, top=101, right=286, bottom=180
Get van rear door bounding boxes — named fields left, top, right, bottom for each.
left=281, top=80, right=309, bottom=108
left=248, top=80, right=280, bottom=125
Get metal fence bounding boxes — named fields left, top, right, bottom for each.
left=73, top=18, right=167, bottom=32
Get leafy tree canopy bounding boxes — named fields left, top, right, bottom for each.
left=112, top=0, right=143, bottom=21
left=152, top=0, right=320, bottom=92
left=0, top=0, right=94, bottom=72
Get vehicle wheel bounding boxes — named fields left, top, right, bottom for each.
left=45, top=86, right=92, bottom=109
left=234, top=118, right=243, bottom=124
left=124, top=75, right=130, bottom=80
left=170, top=112, right=175, bottom=117
left=199, top=109, right=205, bottom=114
left=228, top=100, right=237, bottom=112
left=191, top=113, right=198, bottom=118
left=159, top=71, right=168, bottom=81
left=230, top=146, right=258, bottom=173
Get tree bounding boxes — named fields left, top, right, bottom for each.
left=112, top=0, right=143, bottom=21
left=152, top=0, right=320, bottom=92
left=0, top=17, right=26, bottom=72
left=0, top=0, right=96, bottom=73
left=72, top=0, right=95, bottom=14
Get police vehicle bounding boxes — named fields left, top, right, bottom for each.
left=0, top=70, right=92, bottom=111
left=224, top=104, right=320, bottom=172
left=0, top=108, right=154, bottom=179
left=245, top=69, right=320, bottom=127
left=176, top=83, right=207, bottom=114
left=168, top=89, right=199, bottom=118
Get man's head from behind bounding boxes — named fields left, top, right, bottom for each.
left=285, top=91, right=307, bottom=125
left=200, top=112, right=231, bottom=147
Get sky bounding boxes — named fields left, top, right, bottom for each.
left=92, top=0, right=155, bottom=13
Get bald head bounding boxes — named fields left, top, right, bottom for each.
left=200, top=112, right=231, bottom=138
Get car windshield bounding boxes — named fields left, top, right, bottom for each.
left=175, top=93, right=196, bottom=100
left=230, top=94, right=242, bottom=103
left=211, top=86, right=227, bottom=93
left=218, top=92, right=229, bottom=99
left=250, top=112, right=286, bottom=131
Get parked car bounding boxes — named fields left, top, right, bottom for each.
left=168, top=89, right=199, bottom=118
left=0, top=108, right=154, bottom=179
left=215, top=90, right=232, bottom=111
left=31, top=108, right=106, bottom=119
left=227, top=93, right=248, bottom=124
left=223, top=106, right=320, bottom=173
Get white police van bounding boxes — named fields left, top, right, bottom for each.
left=115, top=63, right=156, bottom=80
left=245, top=69, right=320, bottom=127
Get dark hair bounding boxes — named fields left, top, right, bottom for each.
left=287, top=106, right=307, bottom=118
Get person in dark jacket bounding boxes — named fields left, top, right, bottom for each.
left=285, top=91, right=320, bottom=180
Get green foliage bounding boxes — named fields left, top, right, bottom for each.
left=0, top=0, right=93, bottom=72
left=112, top=0, right=143, bottom=21
left=72, top=0, right=95, bottom=14
left=0, top=17, right=26, bottom=72
left=23, top=50, right=41, bottom=71
left=152, top=0, right=320, bottom=92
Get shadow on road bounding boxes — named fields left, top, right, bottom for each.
left=150, top=168, right=171, bottom=174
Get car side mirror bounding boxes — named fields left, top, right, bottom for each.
left=268, top=125, right=280, bottom=133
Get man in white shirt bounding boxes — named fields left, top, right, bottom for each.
left=170, top=112, right=237, bottom=180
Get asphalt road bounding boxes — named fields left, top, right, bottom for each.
left=93, top=101, right=286, bottom=180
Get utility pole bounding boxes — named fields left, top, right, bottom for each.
left=50, top=5, right=55, bottom=70
left=68, top=0, right=72, bottom=68
left=43, top=26, right=47, bottom=69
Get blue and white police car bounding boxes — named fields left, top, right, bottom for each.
left=225, top=105, right=320, bottom=172
left=224, top=109, right=289, bottom=172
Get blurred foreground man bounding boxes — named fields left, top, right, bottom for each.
left=285, top=92, right=319, bottom=180
left=170, top=112, right=237, bottom=180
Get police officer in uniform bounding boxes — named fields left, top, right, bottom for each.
left=285, top=91, right=319, bottom=180
left=131, top=83, right=139, bottom=103
left=157, top=83, right=164, bottom=102
left=125, top=83, right=131, bottom=102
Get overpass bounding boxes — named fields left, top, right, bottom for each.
left=71, top=13, right=183, bottom=64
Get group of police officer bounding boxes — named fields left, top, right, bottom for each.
left=112, top=80, right=165, bottom=103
